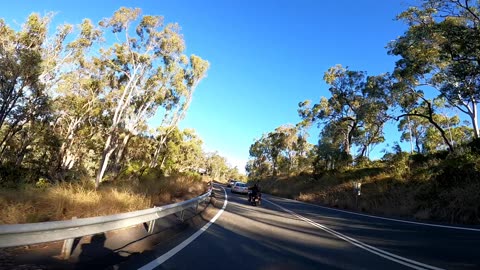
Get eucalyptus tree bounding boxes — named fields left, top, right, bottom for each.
left=398, top=116, right=430, bottom=153
left=0, top=14, right=51, bottom=162
left=299, top=65, right=391, bottom=159
left=247, top=125, right=313, bottom=176
left=273, top=125, right=300, bottom=173
left=92, top=8, right=208, bottom=187
left=52, top=19, right=104, bottom=173
left=248, top=135, right=273, bottom=176
left=390, top=80, right=455, bottom=151
left=159, top=128, right=205, bottom=174
left=315, top=121, right=353, bottom=170
left=389, top=0, right=480, bottom=140
left=149, top=53, right=209, bottom=169
left=423, top=113, right=473, bottom=151
left=205, top=152, right=229, bottom=181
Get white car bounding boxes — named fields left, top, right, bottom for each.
left=231, top=182, right=248, bottom=194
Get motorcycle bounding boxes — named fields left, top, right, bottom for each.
left=248, top=191, right=261, bottom=206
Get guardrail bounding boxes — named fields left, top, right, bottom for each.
left=0, top=188, right=212, bottom=258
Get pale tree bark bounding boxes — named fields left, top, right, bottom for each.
left=408, top=116, right=414, bottom=154
left=451, top=94, right=479, bottom=139
left=95, top=133, right=118, bottom=188
left=150, top=134, right=168, bottom=168
left=95, top=65, right=143, bottom=187
left=149, top=86, right=196, bottom=168
left=58, top=117, right=81, bottom=170
left=113, top=133, right=131, bottom=175
left=469, top=101, right=479, bottom=138
left=397, top=101, right=454, bottom=152
left=94, top=9, right=209, bottom=187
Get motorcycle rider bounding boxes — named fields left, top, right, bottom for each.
left=248, top=183, right=260, bottom=202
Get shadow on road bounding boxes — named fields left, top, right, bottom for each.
left=75, top=233, right=131, bottom=270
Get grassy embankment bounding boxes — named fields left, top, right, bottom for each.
left=0, top=170, right=210, bottom=224
left=253, top=150, right=480, bottom=225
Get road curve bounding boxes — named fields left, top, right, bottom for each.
left=118, top=185, right=480, bottom=270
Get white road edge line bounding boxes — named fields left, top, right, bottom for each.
left=264, top=198, right=445, bottom=270
left=139, top=186, right=228, bottom=270
left=271, top=195, right=480, bottom=232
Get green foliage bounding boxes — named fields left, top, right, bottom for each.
left=35, top=177, right=51, bottom=189
left=246, top=0, right=480, bottom=224
left=355, top=156, right=371, bottom=167
left=172, top=171, right=203, bottom=182
left=435, top=159, right=479, bottom=188
left=205, top=152, right=230, bottom=181
left=389, top=0, right=480, bottom=141
left=382, top=150, right=410, bottom=177
left=299, top=65, right=391, bottom=159
left=0, top=9, right=239, bottom=191
left=247, top=125, right=314, bottom=177
left=0, top=165, right=28, bottom=188
left=467, top=138, right=480, bottom=154
left=121, top=161, right=145, bottom=178
left=139, top=167, right=164, bottom=183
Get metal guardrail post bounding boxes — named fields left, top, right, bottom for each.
left=195, top=201, right=199, bottom=213
left=147, top=206, right=156, bottom=234
left=147, top=219, right=156, bottom=234
left=61, top=217, right=76, bottom=260
left=179, top=210, right=185, bottom=222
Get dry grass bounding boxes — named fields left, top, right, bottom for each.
left=257, top=168, right=424, bottom=221
left=257, top=165, right=480, bottom=224
left=0, top=174, right=209, bottom=224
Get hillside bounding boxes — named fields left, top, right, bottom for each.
left=252, top=149, right=480, bottom=225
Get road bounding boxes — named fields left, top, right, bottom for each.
left=117, top=185, right=480, bottom=270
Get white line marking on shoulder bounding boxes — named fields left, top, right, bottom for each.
left=267, top=195, right=480, bottom=232
left=265, top=198, right=444, bottom=270
left=139, top=186, right=228, bottom=270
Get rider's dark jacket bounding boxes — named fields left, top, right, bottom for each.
left=249, top=185, right=260, bottom=196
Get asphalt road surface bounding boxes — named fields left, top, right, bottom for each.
left=118, top=185, right=480, bottom=270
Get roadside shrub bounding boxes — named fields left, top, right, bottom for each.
left=435, top=159, right=480, bottom=188
left=35, top=177, right=51, bottom=189
left=355, top=156, right=370, bottom=167
left=0, top=165, right=28, bottom=188
left=467, top=138, right=480, bottom=154
left=173, top=171, right=202, bottom=182
left=383, top=152, right=410, bottom=177
left=410, top=153, right=429, bottom=164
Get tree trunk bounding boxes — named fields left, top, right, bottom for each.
left=15, top=129, right=31, bottom=166
left=159, top=154, right=167, bottom=170
left=113, top=133, right=131, bottom=176
left=407, top=116, right=414, bottom=154
left=415, top=136, right=422, bottom=154
left=15, top=145, right=28, bottom=166
left=272, top=158, right=277, bottom=176
left=60, top=135, right=78, bottom=170
left=345, top=121, right=357, bottom=156
left=429, top=119, right=454, bottom=152
left=344, top=132, right=350, bottom=155
left=399, top=114, right=454, bottom=152
left=471, top=103, right=479, bottom=139
left=360, top=146, right=367, bottom=158
left=58, top=118, right=83, bottom=171
left=398, top=99, right=454, bottom=152
left=0, top=123, right=23, bottom=160
left=95, top=133, right=117, bottom=188
left=150, top=135, right=168, bottom=168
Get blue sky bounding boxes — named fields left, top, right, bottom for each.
left=3, top=0, right=414, bottom=172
